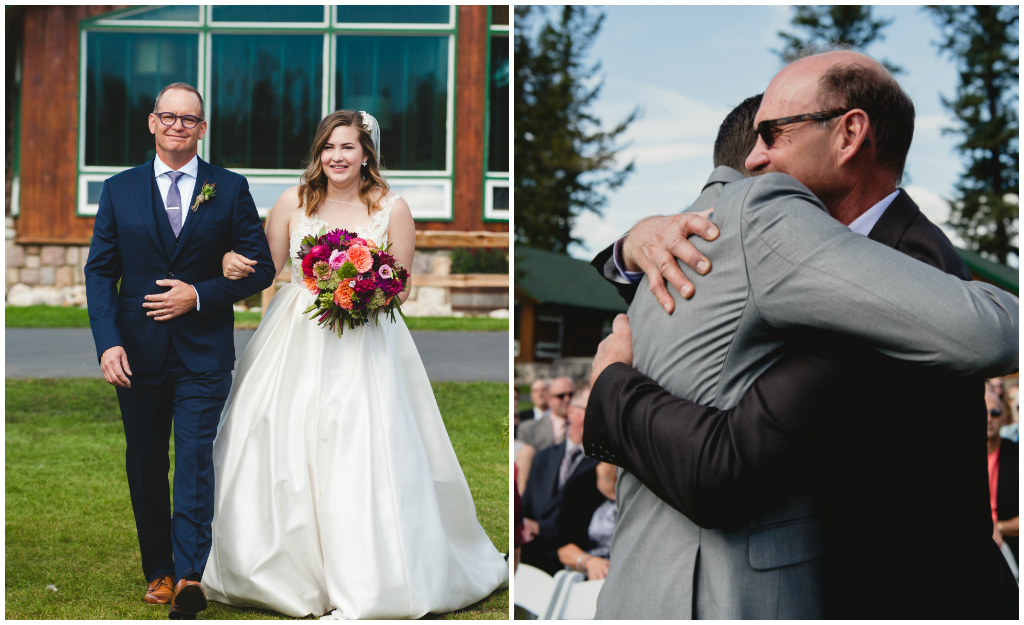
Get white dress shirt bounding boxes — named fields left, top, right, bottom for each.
left=153, top=154, right=202, bottom=309
left=613, top=189, right=903, bottom=283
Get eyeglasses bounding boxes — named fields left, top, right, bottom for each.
left=154, top=112, right=203, bottom=129
left=552, top=392, right=574, bottom=400
left=755, top=109, right=849, bottom=148
left=989, top=408, right=1004, bottom=418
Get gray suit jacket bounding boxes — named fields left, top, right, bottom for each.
left=517, top=415, right=556, bottom=452
left=596, top=170, right=1019, bottom=619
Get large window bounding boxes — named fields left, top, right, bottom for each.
left=78, top=5, right=457, bottom=219
left=336, top=35, right=449, bottom=172
left=484, top=6, right=509, bottom=221
left=84, top=33, right=198, bottom=167
left=210, top=35, right=323, bottom=170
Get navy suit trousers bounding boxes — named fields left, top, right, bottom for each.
left=116, top=341, right=231, bottom=582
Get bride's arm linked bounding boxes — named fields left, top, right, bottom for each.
left=387, top=197, right=415, bottom=304
left=222, top=188, right=298, bottom=280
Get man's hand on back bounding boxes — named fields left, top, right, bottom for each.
left=591, top=314, right=634, bottom=388
left=622, top=209, right=719, bottom=313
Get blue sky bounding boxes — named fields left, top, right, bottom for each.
left=559, top=5, right=1015, bottom=262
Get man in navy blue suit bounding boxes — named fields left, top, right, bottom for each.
left=85, top=82, right=274, bottom=619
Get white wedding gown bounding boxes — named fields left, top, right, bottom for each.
left=202, top=196, right=509, bottom=619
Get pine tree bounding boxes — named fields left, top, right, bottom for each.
left=927, top=5, right=1019, bottom=265
left=514, top=5, right=637, bottom=254
left=776, top=6, right=902, bottom=74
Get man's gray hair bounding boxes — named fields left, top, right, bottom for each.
left=153, top=82, right=205, bottom=120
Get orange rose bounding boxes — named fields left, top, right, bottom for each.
left=334, top=281, right=355, bottom=310
left=347, top=245, right=373, bottom=273
left=303, top=275, right=319, bottom=295
left=365, top=239, right=378, bottom=251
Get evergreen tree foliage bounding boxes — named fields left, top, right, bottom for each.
left=927, top=5, right=1019, bottom=265
left=776, top=6, right=902, bottom=74
left=514, top=5, right=637, bottom=254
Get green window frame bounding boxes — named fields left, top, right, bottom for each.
left=76, top=5, right=457, bottom=221
left=483, top=6, right=509, bottom=222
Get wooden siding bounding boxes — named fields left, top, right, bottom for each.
left=17, top=6, right=124, bottom=244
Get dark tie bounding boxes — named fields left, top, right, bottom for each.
left=165, top=171, right=184, bottom=238
left=559, top=447, right=582, bottom=489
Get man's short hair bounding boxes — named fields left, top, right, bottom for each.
left=816, top=62, right=914, bottom=185
left=790, top=45, right=915, bottom=186
left=713, top=94, right=763, bottom=175
left=153, top=82, right=206, bottom=120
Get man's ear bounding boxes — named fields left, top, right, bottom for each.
left=837, top=109, right=871, bottom=166
left=148, top=113, right=158, bottom=136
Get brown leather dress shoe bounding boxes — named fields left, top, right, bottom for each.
left=169, top=578, right=207, bottom=618
left=144, top=575, right=174, bottom=605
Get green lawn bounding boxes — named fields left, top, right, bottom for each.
left=5, top=379, right=509, bottom=620
left=5, top=306, right=508, bottom=332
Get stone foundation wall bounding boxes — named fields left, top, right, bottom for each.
left=5, top=217, right=89, bottom=306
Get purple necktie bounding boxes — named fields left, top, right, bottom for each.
left=165, top=171, right=184, bottom=238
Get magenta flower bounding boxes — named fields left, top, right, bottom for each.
left=378, top=264, right=393, bottom=280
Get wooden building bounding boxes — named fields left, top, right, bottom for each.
left=5, top=5, right=509, bottom=303
left=514, top=247, right=627, bottom=364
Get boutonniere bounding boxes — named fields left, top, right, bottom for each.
left=190, top=179, right=216, bottom=212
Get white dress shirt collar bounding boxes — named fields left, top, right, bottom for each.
left=848, top=190, right=900, bottom=236
left=154, top=153, right=199, bottom=180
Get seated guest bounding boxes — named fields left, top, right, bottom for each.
left=556, top=461, right=618, bottom=580
left=518, top=377, right=575, bottom=453
left=519, top=379, right=551, bottom=423
left=1001, top=381, right=1019, bottom=443
left=987, top=391, right=1019, bottom=561
left=515, top=443, right=536, bottom=495
left=515, top=464, right=527, bottom=572
left=520, top=387, right=597, bottom=575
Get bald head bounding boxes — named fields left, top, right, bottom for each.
left=769, top=50, right=914, bottom=184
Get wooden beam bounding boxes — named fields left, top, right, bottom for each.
left=413, top=273, right=509, bottom=288
left=415, top=230, right=509, bottom=248
left=16, top=237, right=91, bottom=246
left=517, top=299, right=536, bottom=362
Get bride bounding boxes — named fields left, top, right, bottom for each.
left=200, top=110, right=509, bottom=619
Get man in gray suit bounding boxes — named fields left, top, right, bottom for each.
left=518, top=376, right=575, bottom=452
left=589, top=50, right=1019, bottom=619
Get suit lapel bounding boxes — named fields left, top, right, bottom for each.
left=867, top=189, right=918, bottom=250
left=170, top=158, right=217, bottom=265
left=132, top=159, right=173, bottom=262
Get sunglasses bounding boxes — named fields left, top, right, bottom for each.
left=552, top=392, right=574, bottom=400
left=755, top=109, right=849, bottom=147
left=989, top=408, right=1004, bottom=418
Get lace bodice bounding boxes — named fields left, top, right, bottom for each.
left=289, top=195, right=398, bottom=285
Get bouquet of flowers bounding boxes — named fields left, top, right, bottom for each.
left=296, top=227, right=409, bottom=336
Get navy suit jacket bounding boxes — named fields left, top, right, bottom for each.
left=85, top=158, right=275, bottom=374
left=522, top=441, right=599, bottom=541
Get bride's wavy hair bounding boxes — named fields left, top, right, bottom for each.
left=297, top=110, right=389, bottom=217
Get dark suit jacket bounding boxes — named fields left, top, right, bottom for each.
left=554, top=465, right=608, bottom=553
left=586, top=189, right=1018, bottom=618
left=86, top=158, right=275, bottom=374
left=996, top=438, right=1020, bottom=561
left=521, top=440, right=599, bottom=574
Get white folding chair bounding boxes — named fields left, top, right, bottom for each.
left=514, top=564, right=560, bottom=619
left=549, top=577, right=604, bottom=620
left=999, top=541, right=1019, bottom=583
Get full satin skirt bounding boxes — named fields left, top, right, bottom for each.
left=202, top=283, right=508, bottom=618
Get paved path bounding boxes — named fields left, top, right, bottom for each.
left=6, top=328, right=509, bottom=383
